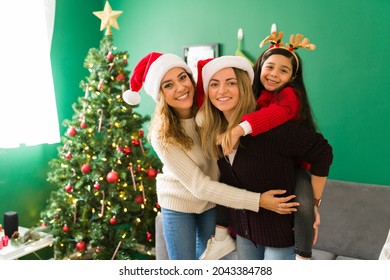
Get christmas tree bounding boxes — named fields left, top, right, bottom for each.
left=39, top=2, right=162, bottom=260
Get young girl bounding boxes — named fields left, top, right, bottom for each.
left=122, top=52, right=298, bottom=260
left=199, top=30, right=322, bottom=260
left=197, top=55, right=332, bottom=260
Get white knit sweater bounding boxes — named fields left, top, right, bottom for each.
left=150, top=118, right=260, bottom=214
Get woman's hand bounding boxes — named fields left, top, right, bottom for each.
left=259, top=189, right=300, bottom=214
left=312, top=206, right=321, bottom=245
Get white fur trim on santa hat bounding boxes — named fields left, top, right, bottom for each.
left=202, top=56, right=254, bottom=94
left=122, top=90, right=141, bottom=105
left=144, top=54, right=192, bottom=102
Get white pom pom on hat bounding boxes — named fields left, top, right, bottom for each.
left=122, top=52, right=192, bottom=105
left=122, top=89, right=141, bottom=105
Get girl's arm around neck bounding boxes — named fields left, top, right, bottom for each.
left=241, top=87, right=300, bottom=136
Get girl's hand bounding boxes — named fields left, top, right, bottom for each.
left=259, top=189, right=300, bottom=214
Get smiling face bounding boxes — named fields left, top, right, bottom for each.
left=260, top=54, right=294, bottom=92
left=160, top=67, right=195, bottom=119
left=207, top=67, right=239, bottom=121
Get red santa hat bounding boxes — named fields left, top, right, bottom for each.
left=196, top=55, right=254, bottom=108
left=122, top=52, right=192, bottom=105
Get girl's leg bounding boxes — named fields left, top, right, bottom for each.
left=199, top=205, right=236, bottom=260
left=294, top=167, right=315, bottom=259
left=216, top=204, right=229, bottom=227
left=196, top=207, right=216, bottom=259
left=161, top=208, right=197, bottom=260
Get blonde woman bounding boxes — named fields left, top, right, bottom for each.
left=197, top=56, right=333, bottom=260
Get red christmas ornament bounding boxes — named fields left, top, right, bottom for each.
left=65, top=151, right=72, bottom=160
left=116, top=146, right=123, bottom=152
left=106, top=171, right=119, bottom=183
left=81, top=163, right=91, bottom=174
left=67, top=127, right=76, bottom=137
left=123, top=147, right=131, bottom=154
left=62, top=225, right=70, bottom=233
left=109, top=217, right=117, bottom=225
left=146, top=167, right=157, bottom=178
left=139, top=129, right=144, bottom=136
left=80, top=120, right=87, bottom=129
left=135, top=195, right=144, bottom=204
left=93, top=183, right=100, bottom=190
left=76, top=241, right=86, bottom=252
left=106, top=52, right=114, bottom=61
left=132, top=139, right=140, bottom=146
left=122, top=59, right=128, bottom=65
left=64, top=184, right=73, bottom=192
left=116, top=73, right=125, bottom=81
left=155, top=202, right=160, bottom=208
left=146, top=232, right=152, bottom=241
left=136, top=165, right=142, bottom=172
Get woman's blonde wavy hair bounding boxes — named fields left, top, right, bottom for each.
left=148, top=72, right=198, bottom=151
left=199, top=68, right=256, bottom=160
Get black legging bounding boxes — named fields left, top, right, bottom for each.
left=293, top=168, right=315, bottom=258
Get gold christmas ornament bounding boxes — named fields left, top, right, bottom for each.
left=93, top=1, right=123, bottom=35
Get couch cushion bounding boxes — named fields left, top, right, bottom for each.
left=313, top=180, right=390, bottom=259
left=311, top=249, right=336, bottom=260
left=335, top=255, right=360, bottom=260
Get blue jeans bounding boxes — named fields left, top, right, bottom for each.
left=161, top=207, right=216, bottom=260
left=236, top=234, right=295, bottom=260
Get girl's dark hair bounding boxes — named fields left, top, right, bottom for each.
left=253, top=48, right=318, bottom=131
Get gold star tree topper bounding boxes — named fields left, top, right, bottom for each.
left=93, top=1, right=123, bottom=35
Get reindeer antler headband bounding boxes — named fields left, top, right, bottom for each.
left=260, top=25, right=316, bottom=74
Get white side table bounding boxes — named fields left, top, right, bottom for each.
left=0, top=226, right=53, bottom=260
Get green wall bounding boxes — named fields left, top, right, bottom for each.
left=112, top=0, right=390, bottom=185
left=0, top=0, right=389, bottom=257
left=110, top=0, right=390, bottom=185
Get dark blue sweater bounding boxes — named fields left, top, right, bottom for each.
left=218, top=121, right=333, bottom=248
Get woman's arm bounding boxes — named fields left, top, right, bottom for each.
left=150, top=132, right=262, bottom=212
left=311, top=175, right=327, bottom=205
left=311, top=175, right=327, bottom=245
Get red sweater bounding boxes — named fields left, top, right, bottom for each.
left=218, top=121, right=333, bottom=247
left=242, top=87, right=300, bottom=136
left=243, top=87, right=312, bottom=170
